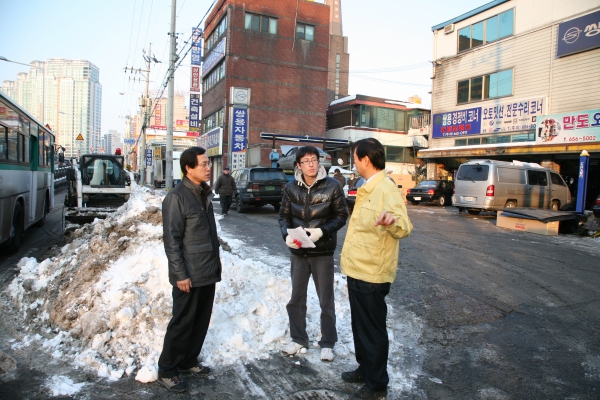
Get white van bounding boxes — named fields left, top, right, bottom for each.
left=452, top=160, right=571, bottom=215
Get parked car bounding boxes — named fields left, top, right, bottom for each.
left=346, top=178, right=366, bottom=210
left=452, top=159, right=571, bottom=215
left=230, top=167, right=288, bottom=213
left=593, top=194, right=600, bottom=218
left=407, top=180, right=454, bottom=206
left=277, top=146, right=332, bottom=171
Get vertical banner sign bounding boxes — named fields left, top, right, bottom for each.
left=145, top=149, right=153, bottom=167
left=189, top=94, right=200, bottom=132
left=190, top=66, right=200, bottom=92
left=155, top=103, right=162, bottom=125
left=576, top=152, right=590, bottom=214
left=231, top=107, right=248, bottom=170
left=191, top=27, right=203, bottom=65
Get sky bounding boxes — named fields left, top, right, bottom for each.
left=0, top=0, right=485, bottom=135
left=7, top=185, right=424, bottom=396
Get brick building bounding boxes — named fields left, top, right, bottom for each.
left=200, top=0, right=332, bottom=176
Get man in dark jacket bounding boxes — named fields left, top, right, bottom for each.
left=332, top=168, right=346, bottom=187
left=278, top=146, right=348, bottom=362
left=213, top=166, right=236, bottom=215
left=157, top=147, right=221, bottom=393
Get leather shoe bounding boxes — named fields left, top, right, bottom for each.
left=341, top=369, right=365, bottom=383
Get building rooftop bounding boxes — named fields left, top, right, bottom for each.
left=431, top=0, right=510, bottom=32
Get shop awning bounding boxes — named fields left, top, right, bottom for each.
left=418, top=142, right=600, bottom=159
left=260, top=132, right=350, bottom=145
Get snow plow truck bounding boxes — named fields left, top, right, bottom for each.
left=63, top=154, right=135, bottom=233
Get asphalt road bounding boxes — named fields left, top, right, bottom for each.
left=1, top=196, right=599, bottom=399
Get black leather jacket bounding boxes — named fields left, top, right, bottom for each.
left=279, top=166, right=348, bottom=257
left=214, top=173, right=237, bottom=196
left=162, top=177, right=221, bottom=287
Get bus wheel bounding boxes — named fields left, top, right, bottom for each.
left=35, top=194, right=47, bottom=228
left=9, top=203, right=24, bottom=253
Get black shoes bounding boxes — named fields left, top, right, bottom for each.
left=341, top=369, right=365, bottom=383
left=350, top=384, right=387, bottom=399
left=157, top=375, right=187, bottom=393
left=179, top=363, right=211, bottom=377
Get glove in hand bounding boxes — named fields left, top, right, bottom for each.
left=304, top=228, right=323, bottom=243
left=285, top=235, right=300, bottom=249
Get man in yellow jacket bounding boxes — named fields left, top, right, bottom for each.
left=340, top=138, right=413, bottom=400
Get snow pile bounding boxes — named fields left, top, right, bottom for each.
left=7, top=185, right=423, bottom=394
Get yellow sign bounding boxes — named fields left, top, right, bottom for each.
left=153, top=147, right=162, bottom=160
left=76, top=134, right=84, bottom=141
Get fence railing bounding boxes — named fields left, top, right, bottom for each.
left=410, top=114, right=431, bottom=130
left=54, top=166, right=73, bottom=180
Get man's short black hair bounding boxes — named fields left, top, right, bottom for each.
left=334, top=168, right=340, bottom=173
left=295, top=146, right=320, bottom=166
left=353, top=138, right=385, bottom=171
left=180, top=146, right=206, bottom=176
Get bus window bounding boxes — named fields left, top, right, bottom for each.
left=0, top=126, right=6, bottom=159
left=8, top=128, right=18, bottom=160
left=39, top=131, right=45, bottom=165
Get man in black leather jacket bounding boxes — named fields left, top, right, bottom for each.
left=278, top=146, right=348, bottom=362
left=157, top=147, right=221, bottom=393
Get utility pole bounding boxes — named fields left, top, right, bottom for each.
left=124, top=43, right=154, bottom=185
left=166, top=0, right=177, bottom=189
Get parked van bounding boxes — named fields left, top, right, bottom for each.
left=452, top=160, right=571, bottom=215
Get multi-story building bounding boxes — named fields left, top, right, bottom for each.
left=325, top=0, right=350, bottom=103
left=1, top=59, right=102, bottom=159
left=325, top=94, right=430, bottom=186
left=103, top=129, right=121, bottom=155
left=421, top=0, right=600, bottom=201
left=199, top=0, right=337, bottom=179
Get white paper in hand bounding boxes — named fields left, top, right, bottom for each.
left=287, top=227, right=316, bottom=248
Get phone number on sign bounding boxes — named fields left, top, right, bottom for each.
left=566, top=136, right=597, bottom=142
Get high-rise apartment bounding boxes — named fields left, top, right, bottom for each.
left=1, top=59, right=102, bottom=158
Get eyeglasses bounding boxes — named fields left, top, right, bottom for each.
left=299, top=159, right=319, bottom=165
left=199, top=161, right=212, bottom=169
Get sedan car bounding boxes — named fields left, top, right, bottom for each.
left=277, top=146, right=332, bottom=171
left=406, top=180, right=454, bottom=206
left=346, top=178, right=366, bottom=210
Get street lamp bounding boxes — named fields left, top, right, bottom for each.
left=0, top=56, right=45, bottom=124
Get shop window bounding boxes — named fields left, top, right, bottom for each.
left=458, top=8, right=514, bottom=52
left=455, top=139, right=467, bottom=146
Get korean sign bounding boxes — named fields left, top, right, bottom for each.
left=557, top=10, right=600, bottom=58
left=230, top=107, right=248, bottom=170
left=202, top=37, right=226, bottom=77
left=145, top=149, right=153, bottom=167
left=536, top=108, right=600, bottom=144
left=481, top=97, right=545, bottom=134
left=189, top=94, right=200, bottom=132
left=198, top=127, right=222, bottom=157
left=432, top=107, right=482, bottom=138
left=155, top=103, right=162, bottom=125
left=190, top=66, right=201, bottom=92
left=191, top=27, right=202, bottom=66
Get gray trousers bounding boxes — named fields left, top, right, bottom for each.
left=286, top=254, right=337, bottom=348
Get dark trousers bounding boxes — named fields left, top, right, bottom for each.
left=348, top=276, right=391, bottom=391
left=220, top=195, right=232, bottom=214
left=286, top=254, right=337, bottom=348
left=158, top=283, right=215, bottom=378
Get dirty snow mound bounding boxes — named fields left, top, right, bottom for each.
left=7, top=185, right=423, bottom=394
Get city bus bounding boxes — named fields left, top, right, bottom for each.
left=0, top=91, right=54, bottom=252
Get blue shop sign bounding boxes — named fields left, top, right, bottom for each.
left=557, top=10, right=600, bottom=57
left=232, top=107, right=248, bottom=153
left=432, top=107, right=482, bottom=138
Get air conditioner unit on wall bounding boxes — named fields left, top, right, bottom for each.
left=444, top=24, right=455, bottom=34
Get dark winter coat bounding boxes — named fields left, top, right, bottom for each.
left=162, top=177, right=221, bottom=287
left=214, top=173, right=237, bottom=196
left=332, top=172, right=346, bottom=187
left=279, top=165, right=348, bottom=257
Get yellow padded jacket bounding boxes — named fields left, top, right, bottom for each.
left=341, top=170, right=413, bottom=283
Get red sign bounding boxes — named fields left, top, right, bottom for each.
left=186, top=131, right=199, bottom=137
left=191, top=66, right=200, bottom=92
left=155, top=104, right=162, bottom=125
left=150, top=125, right=167, bottom=130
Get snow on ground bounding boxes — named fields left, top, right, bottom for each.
left=6, top=185, right=423, bottom=397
